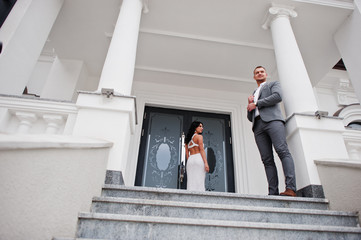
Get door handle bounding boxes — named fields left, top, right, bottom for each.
left=180, top=132, right=186, bottom=182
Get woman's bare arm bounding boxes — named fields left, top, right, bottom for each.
left=197, top=135, right=209, bottom=173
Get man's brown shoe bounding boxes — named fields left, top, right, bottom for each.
left=280, top=189, right=296, bottom=197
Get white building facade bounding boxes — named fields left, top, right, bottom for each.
left=1, top=0, right=361, bottom=239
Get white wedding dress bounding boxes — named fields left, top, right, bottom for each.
left=186, top=134, right=206, bottom=191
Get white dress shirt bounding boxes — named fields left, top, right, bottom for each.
left=253, top=81, right=266, bottom=117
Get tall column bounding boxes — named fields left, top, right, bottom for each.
left=98, top=0, right=143, bottom=95
left=334, top=0, right=361, bottom=103
left=0, top=0, right=64, bottom=95
left=73, top=0, right=146, bottom=184
left=262, top=5, right=350, bottom=198
left=263, top=5, right=318, bottom=117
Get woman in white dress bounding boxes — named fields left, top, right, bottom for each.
left=184, top=121, right=209, bottom=191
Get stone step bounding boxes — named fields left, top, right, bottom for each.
left=91, top=196, right=359, bottom=227
left=76, top=212, right=361, bottom=240
left=52, top=238, right=106, bottom=240
left=101, top=184, right=330, bottom=210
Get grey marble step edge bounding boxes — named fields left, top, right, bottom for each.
left=52, top=238, right=106, bottom=240
left=102, top=184, right=329, bottom=205
left=91, top=196, right=358, bottom=218
left=77, top=212, right=361, bottom=233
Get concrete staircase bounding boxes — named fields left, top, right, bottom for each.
left=60, top=185, right=361, bottom=239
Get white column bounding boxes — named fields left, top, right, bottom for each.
left=0, top=0, right=64, bottom=95
left=263, top=6, right=318, bottom=116
left=98, top=0, right=143, bottom=95
left=73, top=0, right=146, bottom=181
left=262, top=5, right=350, bottom=197
left=334, top=0, right=361, bottom=104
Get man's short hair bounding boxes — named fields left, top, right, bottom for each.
left=253, top=66, right=266, bottom=74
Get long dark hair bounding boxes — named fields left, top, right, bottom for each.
left=185, top=121, right=203, bottom=144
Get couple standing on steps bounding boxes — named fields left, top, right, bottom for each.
left=184, top=66, right=297, bottom=197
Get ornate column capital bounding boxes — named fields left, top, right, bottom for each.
left=262, top=5, right=298, bottom=30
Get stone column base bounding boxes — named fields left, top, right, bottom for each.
left=105, top=170, right=124, bottom=185
left=297, top=184, right=325, bottom=198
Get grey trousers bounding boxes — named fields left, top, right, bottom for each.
left=253, top=118, right=296, bottom=195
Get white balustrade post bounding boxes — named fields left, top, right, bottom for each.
left=15, top=112, right=37, bottom=134
left=43, top=114, right=64, bottom=134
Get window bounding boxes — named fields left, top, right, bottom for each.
left=347, top=122, right=361, bottom=130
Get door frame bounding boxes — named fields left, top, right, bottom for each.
left=128, top=87, right=250, bottom=194
left=135, top=106, right=235, bottom=192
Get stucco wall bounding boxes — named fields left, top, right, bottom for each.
left=315, top=159, right=361, bottom=222
left=0, top=135, right=112, bottom=240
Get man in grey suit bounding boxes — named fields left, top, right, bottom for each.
left=247, top=66, right=296, bottom=197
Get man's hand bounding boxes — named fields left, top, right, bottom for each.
left=248, top=95, right=254, bottom=104
left=247, top=102, right=256, bottom=112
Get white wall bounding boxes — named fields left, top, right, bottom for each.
left=315, top=160, right=361, bottom=223
left=41, top=58, right=87, bottom=101
left=0, top=135, right=112, bottom=240
left=27, top=57, right=54, bottom=96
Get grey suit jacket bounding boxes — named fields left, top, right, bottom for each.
left=247, top=81, right=285, bottom=129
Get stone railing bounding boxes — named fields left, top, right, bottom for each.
left=0, top=95, right=77, bottom=135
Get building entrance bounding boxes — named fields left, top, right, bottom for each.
left=135, top=106, right=235, bottom=192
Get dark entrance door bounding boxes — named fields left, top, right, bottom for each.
left=135, top=106, right=235, bottom=192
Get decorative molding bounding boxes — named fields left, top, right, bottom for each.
left=139, top=28, right=274, bottom=50
left=0, top=95, right=76, bottom=134
left=315, top=159, right=361, bottom=169
left=262, top=5, right=298, bottom=30
left=291, top=0, right=354, bottom=10
left=337, top=104, right=361, bottom=126
left=135, top=65, right=254, bottom=83
left=334, top=78, right=360, bottom=106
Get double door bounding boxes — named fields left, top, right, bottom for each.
left=135, top=107, right=235, bottom=192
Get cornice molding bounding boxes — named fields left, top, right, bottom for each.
left=292, top=0, right=354, bottom=10
left=139, top=28, right=274, bottom=50
left=135, top=65, right=254, bottom=83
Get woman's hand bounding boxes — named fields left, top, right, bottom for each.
left=204, top=162, right=210, bottom=173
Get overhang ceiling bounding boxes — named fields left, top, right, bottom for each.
left=46, top=0, right=354, bottom=92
